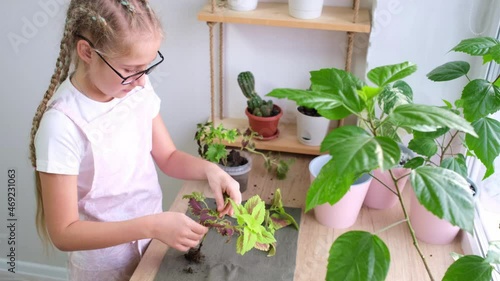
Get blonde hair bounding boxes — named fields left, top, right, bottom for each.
left=29, top=0, right=164, bottom=247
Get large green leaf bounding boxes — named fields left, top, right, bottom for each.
left=266, top=88, right=343, bottom=114
left=408, top=138, right=437, bottom=157
left=327, top=231, right=390, bottom=281
left=310, top=68, right=366, bottom=114
left=452, top=37, right=500, bottom=56
left=490, top=44, right=500, bottom=64
left=461, top=79, right=500, bottom=122
left=442, top=255, right=494, bottom=281
left=377, top=80, right=413, bottom=114
left=367, top=62, right=417, bottom=87
left=321, top=126, right=400, bottom=172
left=427, top=61, right=470, bottom=82
left=305, top=157, right=358, bottom=211
left=389, top=104, right=477, bottom=137
left=466, top=117, right=500, bottom=179
left=410, top=166, right=474, bottom=233
left=441, top=154, right=468, bottom=178
left=413, top=127, right=449, bottom=139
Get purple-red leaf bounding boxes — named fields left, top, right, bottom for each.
left=187, top=198, right=204, bottom=216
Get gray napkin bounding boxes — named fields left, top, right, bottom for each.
left=154, top=198, right=301, bottom=281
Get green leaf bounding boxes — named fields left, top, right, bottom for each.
left=452, top=37, right=500, bottom=56
left=489, top=44, right=500, bottom=64
left=310, top=68, right=366, bottom=115
left=410, top=166, right=474, bottom=233
left=306, top=127, right=400, bottom=211
left=461, top=79, right=500, bottom=122
left=267, top=88, right=343, bottom=114
left=367, top=61, right=417, bottom=87
left=377, top=80, right=413, bottom=114
left=413, top=127, right=449, bottom=139
left=205, top=144, right=228, bottom=163
left=244, top=195, right=261, bottom=215
left=271, top=188, right=284, bottom=211
left=250, top=200, right=266, bottom=226
left=357, top=86, right=381, bottom=102
left=375, top=119, right=402, bottom=143
left=270, top=212, right=298, bottom=230
left=443, top=99, right=454, bottom=109
left=389, top=104, right=477, bottom=137
left=408, top=138, right=437, bottom=157
left=441, top=154, right=468, bottom=178
left=442, top=255, right=494, bottom=281
left=327, top=231, right=390, bottom=281
left=228, top=198, right=246, bottom=218
left=403, top=156, right=425, bottom=169
left=321, top=126, right=400, bottom=171
left=239, top=227, right=257, bottom=255
left=427, top=61, right=470, bottom=82
left=305, top=158, right=358, bottom=211
left=486, top=241, right=500, bottom=264
left=255, top=228, right=276, bottom=244
left=466, top=117, right=500, bottom=179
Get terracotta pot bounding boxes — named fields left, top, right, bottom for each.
left=309, top=154, right=372, bottom=229
left=245, top=105, right=283, bottom=139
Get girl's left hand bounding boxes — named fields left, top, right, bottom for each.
left=205, top=163, right=242, bottom=217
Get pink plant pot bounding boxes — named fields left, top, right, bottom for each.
left=309, top=155, right=372, bottom=229
left=363, top=168, right=409, bottom=209
left=409, top=191, right=460, bottom=245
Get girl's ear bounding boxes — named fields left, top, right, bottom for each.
left=76, top=38, right=93, bottom=64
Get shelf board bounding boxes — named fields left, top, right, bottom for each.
left=198, top=2, right=371, bottom=33
left=213, top=117, right=323, bottom=155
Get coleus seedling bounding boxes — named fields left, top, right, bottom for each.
left=183, top=189, right=299, bottom=256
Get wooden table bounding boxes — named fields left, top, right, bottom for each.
left=131, top=153, right=463, bottom=281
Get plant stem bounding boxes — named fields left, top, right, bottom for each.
left=393, top=173, right=436, bottom=281
left=369, top=172, right=398, bottom=196
left=440, top=131, right=460, bottom=165
left=375, top=218, right=408, bottom=235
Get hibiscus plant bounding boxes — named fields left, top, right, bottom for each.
left=267, top=36, right=500, bottom=280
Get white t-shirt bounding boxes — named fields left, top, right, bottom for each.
left=35, top=76, right=160, bottom=176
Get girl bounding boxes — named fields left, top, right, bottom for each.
left=29, top=1, right=241, bottom=280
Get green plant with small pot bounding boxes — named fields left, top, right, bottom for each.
left=268, top=37, right=500, bottom=280
left=238, top=71, right=283, bottom=139
left=195, top=122, right=293, bottom=186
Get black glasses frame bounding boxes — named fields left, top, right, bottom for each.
left=76, top=34, right=164, bottom=85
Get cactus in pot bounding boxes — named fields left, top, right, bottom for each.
left=238, top=71, right=279, bottom=117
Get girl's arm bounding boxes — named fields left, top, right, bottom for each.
left=150, top=114, right=241, bottom=215
left=39, top=172, right=207, bottom=252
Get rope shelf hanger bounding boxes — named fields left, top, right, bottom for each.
left=206, top=0, right=363, bottom=126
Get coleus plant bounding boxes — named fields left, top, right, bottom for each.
left=268, top=37, right=500, bottom=280
left=183, top=188, right=299, bottom=256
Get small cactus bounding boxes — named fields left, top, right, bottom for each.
left=238, top=71, right=278, bottom=117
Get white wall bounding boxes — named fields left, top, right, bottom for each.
left=0, top=0, right=498, bottom=279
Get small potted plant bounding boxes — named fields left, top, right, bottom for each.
left=238, top=71, right=283, bottom=140
left=265, top=36, right=500, bottom=280
left=195, top=122, right=292, bottom=192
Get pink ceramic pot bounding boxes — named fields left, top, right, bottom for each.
left=363, top=168, right=409, bottom=209
left=309, top=155, right=372, bottom=229
left=409, top=191, right=460, bottom=244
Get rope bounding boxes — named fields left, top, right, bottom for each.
left=219, top=23, right=224, bottom=119
left=211, top=0, right=216, bottom=13
left=208, top=22, right=216, bottom=122
left=353, top=0, right=360, bottom=23
left=339, top=31, right=355, bottom=128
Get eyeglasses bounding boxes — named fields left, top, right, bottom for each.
left=76, top=34, right=164, bottom=85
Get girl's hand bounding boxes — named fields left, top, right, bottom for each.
left=152, top=212, right=208, bottom=252
left=205, top=163, right=242, bottom=217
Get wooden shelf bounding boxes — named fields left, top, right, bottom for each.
left=213, top=117, right=323, bottom=155
left=198, top=2, right=371, bottom=33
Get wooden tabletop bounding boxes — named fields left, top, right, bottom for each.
left=130, top=152, right=463, bottom=281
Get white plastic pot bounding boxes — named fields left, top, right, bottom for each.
left=288, top=0, right=324, bottom=19
left=296, top=107, right=330, bottom=146
left=228, top=0, right=258, bottom=11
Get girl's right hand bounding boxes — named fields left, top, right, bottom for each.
left=152, top=212, right=208, bottom=252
